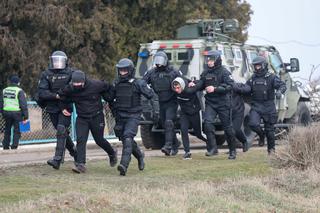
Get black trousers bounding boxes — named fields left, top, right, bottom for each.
left=49, top=112, right=76, bottom=160
left=180, top=111, right=206, bottom=153
left=2, top=112, right=21, bottom=149
left=159, top=100, right=179, bottom=149
left=114, top=116, right=143, bottom=168
left=203, top=104, right=236, bottom=152
left=249, top=109, right=277, bottom=151
left=232, top=107, right=247, bottom=144
left=76, top=113, right=114, bottom=164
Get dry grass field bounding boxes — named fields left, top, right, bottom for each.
left=0, top=146, right=319, bottom=212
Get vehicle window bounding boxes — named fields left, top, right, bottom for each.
left=224, top=47, right=234, bottom=60
left=177, top=52, right=189, bottom=61
left=248, top=51, right=258, bottom=63
left=166, top=52, right=172, bottom=61
left=234, top=49, right=242, bottom=60
left=269, top=54, right=283, bottom=74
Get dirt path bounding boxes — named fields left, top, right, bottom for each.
left=0, top=138, right=265, bottom=168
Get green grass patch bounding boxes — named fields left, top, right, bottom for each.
left=0, top=149, right=318, bottom=212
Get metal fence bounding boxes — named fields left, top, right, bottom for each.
left=0, top=101, right=116, bottom=146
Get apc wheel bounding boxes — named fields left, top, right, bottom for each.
left=292, top=102, right=312, bottom=126
left=140, top=124, right=165, bottom=149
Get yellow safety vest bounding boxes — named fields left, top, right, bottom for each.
left=3, top=86, right=22, bottom=111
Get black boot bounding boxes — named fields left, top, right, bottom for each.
left=205, top=149, right=219, bottom=156
left=47, top=159, right=61, bottom=170
left=171, top=137, right=181, bottom=156
left=132, top=142, right=145, bottom=171
left=204, top=123, right=218, bottom=156
left=137, top=153, right=145, bottom=171
left=117, top=164, right=127, bottom=176
left=108, top=148, right=118, bottom=167
left=258, top=133, right=265, bottom=147
left=119, top=138, right=132, bottom=169
left=205, top=134, right=218, bottom=156
left=228, top=150, right=237, bottom=160
left=242, top=141, right=249, bottom=152
left=162, top=120, right=174, bottom=156
left=72, top=163, right=87, bottom=173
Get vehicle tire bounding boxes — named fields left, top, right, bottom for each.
left=291, top=102, right=312, bottom=126
left=140, top=124, right=165, bottom=149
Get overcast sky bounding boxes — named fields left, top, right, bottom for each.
left=246, top=0, right=320, bottom=83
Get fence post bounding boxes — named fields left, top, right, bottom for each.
left=71, top=104, right=77, bottom=142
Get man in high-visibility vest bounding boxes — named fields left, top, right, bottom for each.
left=1, top=75, right=28, bottom=149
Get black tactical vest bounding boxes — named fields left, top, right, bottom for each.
left=115, top=81, right=141, bottom=108
left=47, top=69, right=71, bottom=93
left=204, top=72, right=221, bottom=88
left=152, top=72, right=171, bottom=93
left=251, top=76, right=274, bottom=101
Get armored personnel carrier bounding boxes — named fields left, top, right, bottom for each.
left=136, top=19, right=311, bottom=149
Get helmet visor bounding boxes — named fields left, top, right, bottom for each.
left=51, top=56, right=67, bottom=69
left=153, top=55, right=167, bottom=66
left=205, top=55, right=219, bottom=64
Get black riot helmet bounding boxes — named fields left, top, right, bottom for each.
left=252, top=56, right=268, bottom=73
left=153, top=51, right=168, bottom=68
left=49, top=51, right=68, bottom=70
left=116, top=58, right=135, bottom=80
left=71, top=70, right=86, bottom=90
left=206, top=50, right=222, bottom=68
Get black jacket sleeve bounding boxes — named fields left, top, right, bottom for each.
left=142, top=70, right=152, bottom=84
left=18, top=90, right=28, bottom=120
left=184, top=79, right=204, bottom=94
left=233, top=82, right=251, bottom=94
left=38, top=72, right=58, bottom=101
left=136, top=79, right=154, bottom=99
left=273, top=75, right=287, bottom=94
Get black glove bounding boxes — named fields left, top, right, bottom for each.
left=275, top=91, right=282, bottom=99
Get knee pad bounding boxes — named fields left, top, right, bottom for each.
left=123, top=137, right=133, bottom=149
left=164, top=120, right=174, bottom=130
left=114, top=124, right=123, bottom=138
left=203, top=122, right=214, bottom=134
left=57, top=124, right=66, bottom=137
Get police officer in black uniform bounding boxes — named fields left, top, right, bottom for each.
left=232, top=83, right=250, bottom=152
left=197, top=50, right=237, bottom=159
left=109, top=58, right=154, bottom=176
left=246, top=56, right=286, bottom=154
left=1, top=75, right=28, bottom=150
left=59, top=70, right=118, bottom=173
left=37, top=51, right=77, bottom=169
left=143, top=51, right=181, bottom=156
left=172, top=77, right=207, bottom=159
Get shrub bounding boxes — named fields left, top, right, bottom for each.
left=271, top=123, right=320, bottom=171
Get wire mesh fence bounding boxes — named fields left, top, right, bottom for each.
left=0, top=101, right=116, bottom=146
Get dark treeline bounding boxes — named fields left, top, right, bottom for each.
left=0, top=0, right=252, bottom=97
